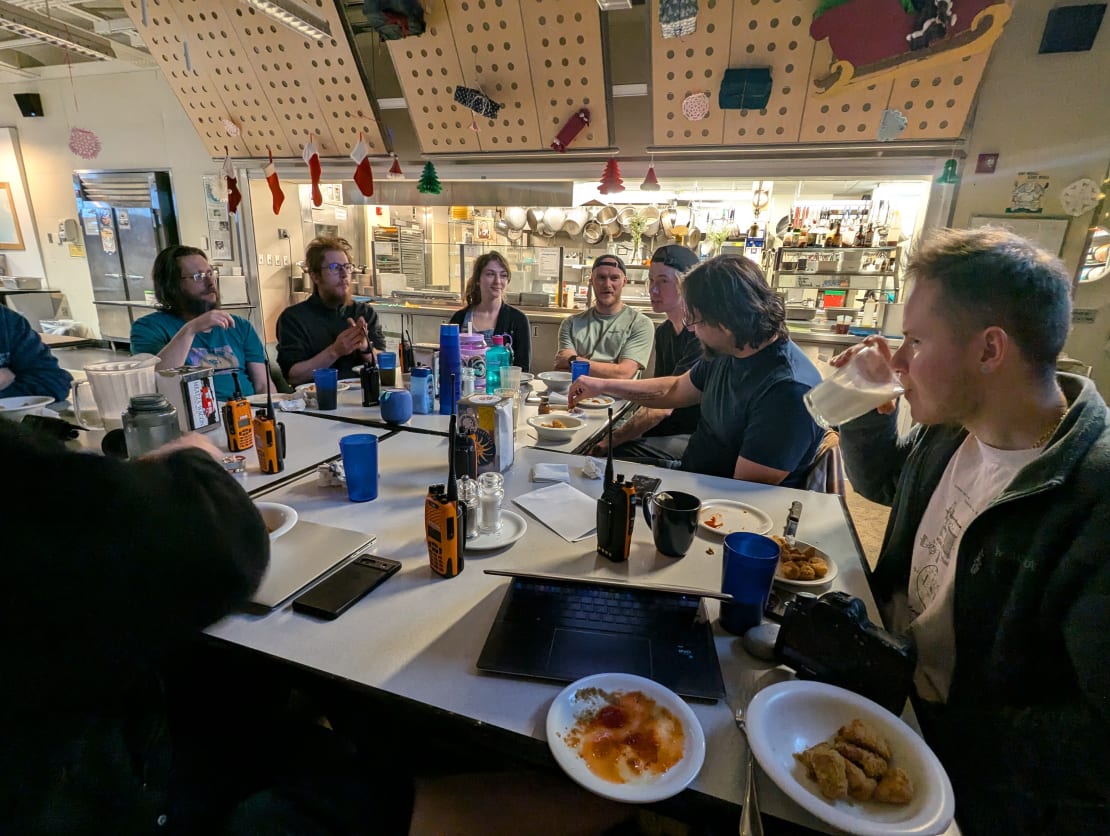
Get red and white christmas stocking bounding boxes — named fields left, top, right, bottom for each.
left=350, top=134, right=374, bottom=197
left=222, top=149, right=241, bottom=214
left=303, top=139, right=322, bottom=207
left=264, top=149, right=285, bottom=215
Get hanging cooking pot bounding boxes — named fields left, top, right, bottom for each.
left=535, top=220, right=555, bottom=238
left=504, top=207, right=527, bottom=230
left=595, top=204, right=620, bottom=237
left=660, top=207, right=678, bottom=236
left=686, top=225, right=704, bottom=248
left=562, top=208, right=587, bottom=237
left=616, top=206, right=637, bottom=233
left=525, top=208, right=544, bottom=232
left=582, top=220, right=604, bottom=245
left=641, top=206, right=661, bottom=237
left=544, top=207, right=566, bottom=234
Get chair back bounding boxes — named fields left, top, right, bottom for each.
left=804, top=429, right=847, bottom=497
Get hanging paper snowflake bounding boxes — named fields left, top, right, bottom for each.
left=640, top=165, right=661, bottom=191
left=681, top=92, right=710, bottom=121
left=877, top=109, right=908, bottom=142
left=69, top=127, right=101, bottom=160
left=222, top=119, right=241, bottom=137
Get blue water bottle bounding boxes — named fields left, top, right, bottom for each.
left=439, top=323, right=462, bottom=414
left=410, top=367, right=433, bottom=414
left=485, top=335, right=511, bottom=391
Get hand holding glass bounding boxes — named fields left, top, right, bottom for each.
left=804, top=343, right=903, bottom=428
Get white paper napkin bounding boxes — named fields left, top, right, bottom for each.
left=546, top=391, right=569, bottom=405
left=530, top=463, right=570, bottom=483
left=513, top=482, right=597, bottom=542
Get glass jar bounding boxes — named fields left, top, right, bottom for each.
left=461, top=367, right=476, bottom=397
left=122, top=393, right=181, bottom=458
left=477, top=471, right=504, bottom=533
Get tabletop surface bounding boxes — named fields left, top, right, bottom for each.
left=213, top=431, right=889, bottom=832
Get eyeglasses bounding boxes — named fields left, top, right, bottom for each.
left=182, top=269, right=219, bottom=283
left=682, top=314, right=704, bottom=328
left=325, top=262, right=356, bottom=276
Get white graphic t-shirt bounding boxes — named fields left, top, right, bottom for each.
left=909, top=435, right=1039, bottom=703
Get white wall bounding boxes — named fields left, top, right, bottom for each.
left=0, top=68, right=221, bottom=337
left=0, top=128, right=46, bottom=279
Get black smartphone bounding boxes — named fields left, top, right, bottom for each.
left=628, top=475, right=662, bottom=506
left=292, top=554, right=401, bottom=620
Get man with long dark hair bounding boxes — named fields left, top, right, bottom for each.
left=131, top=245, right=271, bottom=401
left=570, top=255, right=822, bottom=485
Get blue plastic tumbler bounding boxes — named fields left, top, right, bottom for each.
left=719, top=532, right=780, bottom=635
left=439, top=323, right=461, bottom=415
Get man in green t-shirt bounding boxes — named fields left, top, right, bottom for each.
left=554, top=254, right=653, bottom=379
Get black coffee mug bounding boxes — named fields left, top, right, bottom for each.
left=641, top=490, right=701, bottom=557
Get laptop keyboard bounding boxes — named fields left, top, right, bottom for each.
left=503, top=579, right=702, bottom=635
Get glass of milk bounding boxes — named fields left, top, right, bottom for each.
left=804, top=345, right=904, bottom=428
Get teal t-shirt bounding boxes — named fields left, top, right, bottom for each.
left=130, top=310, right=266, bottom=400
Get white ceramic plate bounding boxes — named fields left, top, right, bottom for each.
left=697, top=500, right=774, bottom=537
left=577, top=395, right=616, bottom=410
left=246, top=392, right=296, bottom=406
left=773, top=539, right=839, bottom=587
left=546, top=672, right=706, bottom=803
left=466, top=509, right=528, bottom=552
left=746, top=681, right=955, bottom=836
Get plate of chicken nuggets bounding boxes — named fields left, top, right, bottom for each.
left=771, top=536, right=838, bottom=586
left=746, top=681, right=954, bottom=836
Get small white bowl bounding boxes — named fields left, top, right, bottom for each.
left=537, top=371, right=573, bottom=394
left=527, top=412, right=584, bottom=441
left=255, top=501, right=298, bottom=542
left=0, top=395, right=53, bottom=423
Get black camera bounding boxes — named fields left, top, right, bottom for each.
left=774, top=591, right=916, bottom=715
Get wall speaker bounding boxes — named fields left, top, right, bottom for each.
left=1040, top=4, right=1106, bottom=54
left=14, top=93, right=44, bottom=117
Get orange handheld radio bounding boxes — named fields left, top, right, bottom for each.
left=425, top=407, right=465, bottom=578
left=596, top=407, right=635, bottom=562
left=252, top=386, right=286, bottom=474
left=222, top=372, right=254, bottom=452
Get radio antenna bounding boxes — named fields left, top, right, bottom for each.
left=447, top=378, right=458, bottom=502
left=605, top=406, right=615, bottom=484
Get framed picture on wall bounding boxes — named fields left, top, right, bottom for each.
left=969, top=214, right=1069, bottom=256
left=0, top=182, right=25, bottom=250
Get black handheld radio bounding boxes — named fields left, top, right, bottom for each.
left=596, top=407, right=635, bottom=562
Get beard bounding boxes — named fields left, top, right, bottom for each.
left=183, top=296, right=220, bottom=317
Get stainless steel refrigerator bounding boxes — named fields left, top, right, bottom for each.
left=74, top=171, right=179, bottom=343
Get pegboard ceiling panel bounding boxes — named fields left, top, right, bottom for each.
left=121, top=0, right=385, bottom=159
left=388, top=0, right=609, bottom=155
left=650, top=0, right=1009, bottom=148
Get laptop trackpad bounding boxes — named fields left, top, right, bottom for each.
left=547, top=629, right=652, bottom=679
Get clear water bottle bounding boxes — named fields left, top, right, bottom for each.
left=485, top=335, right=511, bottom=392
left=122, top=393, right=181, bottom=458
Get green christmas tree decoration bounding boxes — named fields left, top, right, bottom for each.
left=417, top=161, right=442, bottom=195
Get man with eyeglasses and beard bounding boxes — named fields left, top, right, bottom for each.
left=132, top=245, right=272, bottom=401
left=569, top=255, right=823, bottom=486
left=277, top=236, right=386, bottom=386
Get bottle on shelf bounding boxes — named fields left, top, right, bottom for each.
left=826, top=221, right=843, bottom=248
left=853, top=224, right=869, bottom=248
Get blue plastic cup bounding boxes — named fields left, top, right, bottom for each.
left=719, top=532, right=781, bottom=635
left=571, top=359, right=591, bottom=381
left=313, top=367, right=339, bottom=410
left=339, top=433, right=378, bottom=502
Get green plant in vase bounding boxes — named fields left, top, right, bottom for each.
left=628, top=214, right=647, bottom=263
left=707, top=226, right=729, bottom=256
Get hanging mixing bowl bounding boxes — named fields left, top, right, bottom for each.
left=562, top=209, right=586, bottom=237
left=582, top=220, right=604, bottom=244
left=616, top=206, right=637, bottom=232
left=544, top=207, right=567, bottom=234
left=641, top=206, right=661, bottom=237
left=504, top=207, right=527, bottom=230
left=526, top=208, right=544, bottom=231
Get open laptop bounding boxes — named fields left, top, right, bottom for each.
left=245, top=521, right=375, bottom=613
left=477, top=570, right=728, bottom=701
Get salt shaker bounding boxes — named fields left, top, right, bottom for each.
left=478, top=471, right=504, bottom=533
left=461, top=367, right=476, bottom=397
left=457, top=476, right=480, bottom=539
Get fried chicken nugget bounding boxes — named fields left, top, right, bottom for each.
left=810, top=748, right=849, bottom=800
left=832, top=741, right=889, bottom=779
left=842, top=756, right=877, bottom=802
left=793, top=742, right=837, bottom=779
left=808, top=557, right=828, bottom=579
left=794, top=562, right=816, bottom=581
left=873, top=766, right=915, bottom=805
left=781, top=561, right=803, bottom=580
left=838, top=718, right=893, bottom=760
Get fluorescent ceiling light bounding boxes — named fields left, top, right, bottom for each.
left=0, top=0, right=117, bottom=60
left=239, top=0, right=332, bottom=42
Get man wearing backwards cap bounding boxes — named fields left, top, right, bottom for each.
left=554, top=253, right=653, bottom=379
left=591, top=245, right=702, bottom=463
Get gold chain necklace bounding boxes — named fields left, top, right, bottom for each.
left=1031, top=402, right=1068, bottom=449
